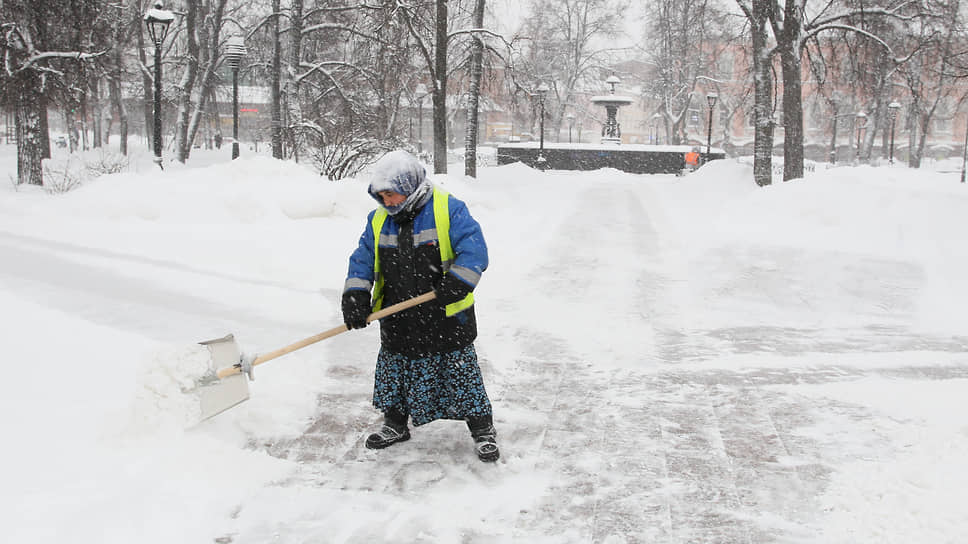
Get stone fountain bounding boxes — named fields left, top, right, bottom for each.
left=497, top=76, right=725, bottom=174
left=591, top=75, right=635, bottom=144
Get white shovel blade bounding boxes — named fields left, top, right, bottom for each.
left=197, top=334, right=250, bottom=421
left=198, top=373, right=250, bottom=421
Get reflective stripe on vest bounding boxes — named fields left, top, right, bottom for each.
left=371, top=187, right=475, bottom=317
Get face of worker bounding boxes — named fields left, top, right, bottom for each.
left=378, top=190, right=406, bottom=207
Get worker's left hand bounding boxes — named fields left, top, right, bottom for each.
left=434, top=275, right=472, bottom=306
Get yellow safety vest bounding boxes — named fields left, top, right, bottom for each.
left=371, top=187, right=475, bottom=317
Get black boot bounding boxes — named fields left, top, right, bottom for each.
left=365, top=408, right=411, bottom=450
left=467, top=415, right=500, bottom=462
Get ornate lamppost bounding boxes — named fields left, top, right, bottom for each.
left=144, top=1, right=174, bottom=169
left=535, top=82, right=550, bottom=168
left=705, top=92, right=718, bottom=163
left=887, top=101, right=901, bottom=165
left=224, top=36, right=247, bottom=160
left=855, top=111, right=868, bottom=163
left=651, top=112, right=662, bottom=145
left=415, top=83, right=428, bottom=156
left=566, top=113, right=575, bottom=144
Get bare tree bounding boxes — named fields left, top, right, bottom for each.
left=734, top=0, right=929, bottom=184
left=172, top=0, right=200, bottom=163
left=183, top=0, right=231, bottom=159
left=1, top=0, right=102, bottom=185
left=895, top=0, right=968, bottom=167
left=638, top=0, right=723, bottom=146
left=514, top=0, right=629, bottom=141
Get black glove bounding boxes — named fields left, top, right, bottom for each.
left=341, top=290, right=371, bottom=329
left=435, top=274, right=473, bottom=306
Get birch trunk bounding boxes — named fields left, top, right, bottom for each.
left=285, top=0, right=304, bottom=162
left=186, top=0, right=228, bottom=158
left=175, top=0, right=200, bottom=163
left=749, top=0, right=774, bottom=187
left=463, top=0, right=485, bottom=178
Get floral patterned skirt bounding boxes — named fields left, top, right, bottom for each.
left=372, top=344, right=492, bottom=426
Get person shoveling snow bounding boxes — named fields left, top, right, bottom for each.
left=342, top=150, right=499, bottom=463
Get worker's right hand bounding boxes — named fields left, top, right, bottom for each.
left=341, top=290, right=371, bottom=329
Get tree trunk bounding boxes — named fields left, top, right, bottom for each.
left=208, top=86, right=222, bottom=147
left=270, top=0, right=283, bottom=159
left=186, top=0, right=229, bottom=159
left=779, top=45, right=803, bottom=181
left=65, top=108, right=77, bottom=153
left=137, top=7, right=154, bottom=151
left=432, top=0, right=448, bottom=174
left=15, top=77, right=44, bottom=185
left=914, top=114, right=929, bottom=168
left=80, top=92, right=90, bottom=151
left=285, top=0, right=303, bottom=162
left=908, top=105, right=921, bottom=168
left=110, top=68, right=128, bottom=155
left=91, top=79, right=103, bottom=149
left=39, top=95, right=51, bottom=159
left=464, top=0, right=485, bottom=178
left=828, top=104, right=839, bottom=163
left=175, top=0, right=200, bottom=163
left=750, top=0, right=774, bottom=187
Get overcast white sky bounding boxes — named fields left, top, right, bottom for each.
left=488, top=0, right=641, bottom=50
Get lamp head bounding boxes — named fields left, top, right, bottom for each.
left=888, top=101, right=901, bottom=120
left=224, top=36, right=247, bottom=69
left=144, top=1, right=175, bottom=45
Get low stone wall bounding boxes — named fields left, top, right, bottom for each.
left=496, top=144, right=726, bottom=174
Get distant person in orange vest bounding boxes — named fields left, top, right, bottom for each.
left=685, top=147, right=701, bottom=169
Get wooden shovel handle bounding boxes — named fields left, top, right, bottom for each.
left=216, top=291, right=437, bottom=379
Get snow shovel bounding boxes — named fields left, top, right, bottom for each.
left=194, top=291, right=438, bottom=422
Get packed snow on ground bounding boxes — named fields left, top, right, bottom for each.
left=0, top=143, right=966, bottom=543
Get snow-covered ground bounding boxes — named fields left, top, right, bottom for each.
left=1, top=143, right=966, bottom=543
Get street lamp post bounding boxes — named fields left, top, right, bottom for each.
left=566, top=113, right=575, bottom=143
left=144, top=1, right=174, bottom=169
left=855, top=111, right=867, bottom=163
left=536, top=82, right=550, bottom=168
left=887, top=101, right=901, bottom=165
left=224, top=36, right=247, bottom=160
left=705, top=93, right=718, bottom=163
left=651, top=112, right=662, bottom=145
left=415, top=83, right=428, bottom=156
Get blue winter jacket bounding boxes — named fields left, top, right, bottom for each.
left=344, top=189, right=488, bottom=356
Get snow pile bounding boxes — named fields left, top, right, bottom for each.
left=35, top=155, right=349, bottom=224
left=127, top=343, right=214, bottom=432
left=2, top=145, right=968, bottom=543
